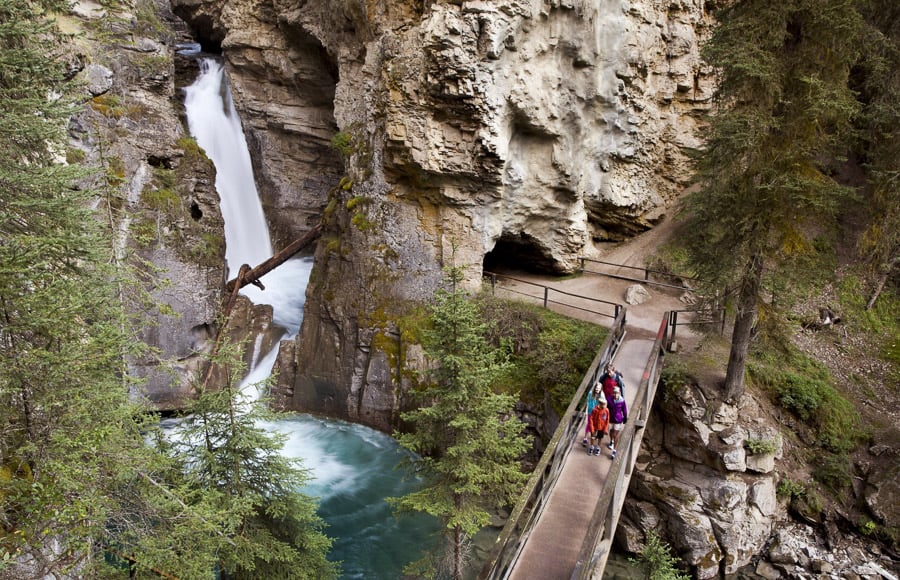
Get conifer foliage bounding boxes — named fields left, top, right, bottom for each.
left=683, top=0, right=864, bottom=399
left=856, top=0, right=900, bottom=309
left=149, top=342, right=338, bottom=579
left=392, top=267, right=529, bottom=580
left=0, top=0, right=152, bottom=574
left=0, top=2, right=336, bottom=577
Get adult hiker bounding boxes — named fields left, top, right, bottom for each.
left=599, top=363, right=625, bottom=403
left=608, top=387, right=628, bottom=459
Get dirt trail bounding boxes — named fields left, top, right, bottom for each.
left=487, top=215, right=700, bottom=345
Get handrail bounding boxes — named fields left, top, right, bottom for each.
left=477, top=307, right=628, bottom=580
left=484, top=271, right=623, bottom=320
left=668, top=307, right=726, bottom=349
left=578, top=256, right=697, bottom=287
left=570, top=312, right=671, bottom=579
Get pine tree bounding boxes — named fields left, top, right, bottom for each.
left=152, top=341, right=338, bottom=579
left=391, top=267, right=529, bottom=580
left=0, top=3, right=335, bottom=577
left=0, top=0, right=162, bottom=574
left=856, top=0, right=900, bottom=309
left=682, top=0, right=864, bottom=399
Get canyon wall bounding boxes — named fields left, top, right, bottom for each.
left=170, top=0, right=715, bottom=431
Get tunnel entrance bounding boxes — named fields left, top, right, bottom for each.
left=483, top=232, right=562, bottom=275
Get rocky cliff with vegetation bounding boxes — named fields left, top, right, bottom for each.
left=169, top=0, right=716, bottom=432
left=50, top=0, right=896, bottom=576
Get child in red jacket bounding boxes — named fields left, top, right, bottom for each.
left=587, top=398, right=610, bottom=456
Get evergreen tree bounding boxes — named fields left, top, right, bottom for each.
left=152, top=341, right=338, bottom=580
left=0, top=0, right=159, bottom=574
left=392, top=267, right=529, bottom=580
left=682, top=0, right=863, bottom=399
left=0, top=3, right=335, bottom=577
left=856, top=0, right=899, bottom=309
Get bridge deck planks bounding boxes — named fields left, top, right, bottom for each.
left=508, top=338, right=655, bottom=580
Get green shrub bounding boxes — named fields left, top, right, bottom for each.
left=142, top=187, right=179, bottom=212
left=660, top=355, right=691, bottom=403
left=811, top=452, right=852, bottom=493
left=133, top=0, right=171, bottom=39
left=330, top=131, right=354, bottom=158
left=346, top=195, right=370, bottom=211
left=351, top=211, right=375, bottom=232
left=776, top=478, right=806, bottom=500
left=176, top=136, right=207, bottom=161
left=475, top=294, right=606, bottom=415
left=745, top=437, right=778, bottom=455
left=748, top=347, right=863, bottom=452
left=66, top=147, right=86, bottom=164
left=630, top=530, right=690, bottom=580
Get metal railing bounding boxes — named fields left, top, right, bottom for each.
left=478, top=308, right=628, bottom=580
left=578, top=257, right=694, bottom=291
left=570, top=312, right=671, bottom=580
left=668, top=307, right=726, bottom=349
left=484, top=271, right=623, bottom=320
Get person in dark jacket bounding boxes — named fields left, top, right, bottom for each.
left=607, top=387, right=628, bottom=459
left=599, top=363, right=625, bottom=402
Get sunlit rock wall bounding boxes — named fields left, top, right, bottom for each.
left=170, top=0, right=714, bottom=430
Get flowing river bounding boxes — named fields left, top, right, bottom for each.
left=182, top=57, right=438, bottom=579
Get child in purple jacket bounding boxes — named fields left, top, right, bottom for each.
left=607, top=387, right=628, bottom=459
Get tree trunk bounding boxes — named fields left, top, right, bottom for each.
left=724, top=254, right=763, bottom=401
left=866, top=269, right=889, bottom=310
left=453, top=525, right=463, bottom=580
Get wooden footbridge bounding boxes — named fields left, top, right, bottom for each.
left=478, top=262, right=714, bottom=580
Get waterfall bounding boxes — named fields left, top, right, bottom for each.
left=184, top=59, right=271, bottom=276
left=181, top=57, right=437, bottom=578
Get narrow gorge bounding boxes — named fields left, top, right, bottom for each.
left=58, top=0, right=896, bottom=577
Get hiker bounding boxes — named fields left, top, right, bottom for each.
left=608, top=387, right=628, bottom=459
left=599, top=363, right=625, bottom=403
left=587, top=398, right=610, bottom=456
left=582, top=384, right=603, bottom=447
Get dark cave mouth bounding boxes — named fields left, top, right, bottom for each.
left=483, top=233, right=564, bottom=276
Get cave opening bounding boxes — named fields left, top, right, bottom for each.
left=483, top=232, right=562, bottom=276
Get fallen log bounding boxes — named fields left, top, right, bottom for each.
left=200, top=225, right=322, bottom=392
left=224, top=224, right=322, bottom=293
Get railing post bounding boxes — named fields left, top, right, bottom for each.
left=543, top=286, right=549, bottom=309
left=644, top=268, right=649, bottom=281
left=580, top=257, right=585, bottom=273
left=669, top=311, right=677, bottom=350
left=491, top=273, right=496, bottom=295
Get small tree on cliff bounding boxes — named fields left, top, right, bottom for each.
left=682, top=0, right=863, bottom=400
left=392, top=267, right=529, bottom=580
left=147, top=341, right=338, bottom=579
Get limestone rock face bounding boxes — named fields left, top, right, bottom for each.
left=622, top=380, right=782, bottom=576
left=170, top=0, right=715, bottom=430
left=67, top=0, right=229, bottom=408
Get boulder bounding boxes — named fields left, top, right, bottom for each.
left=82, top=63, right=113, bottom=96
left=625, top=284, right=652, bottom=305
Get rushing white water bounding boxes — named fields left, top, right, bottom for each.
left=182, top=57, right=437, bottom=578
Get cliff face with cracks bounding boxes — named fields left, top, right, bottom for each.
left=170, top=0, right=715, bottom=431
